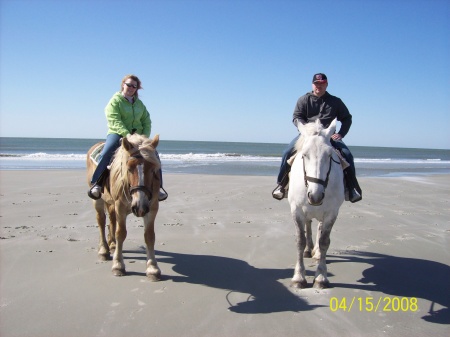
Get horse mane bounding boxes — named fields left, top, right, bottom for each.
left=109, top=134, right=160, bottom=198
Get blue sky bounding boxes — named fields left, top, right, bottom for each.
left=1, top=0, right=449, bottom=149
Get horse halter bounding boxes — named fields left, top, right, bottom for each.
left=127, top=154, right=155, bottom=200
left=302, top=155, right=340, bottom=189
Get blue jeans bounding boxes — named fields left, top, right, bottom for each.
left=90, top=133, right=164, bottom=188
left=330, top=139, right=355, bottom=176
left=90, top=133, right=121, bottom=185
left=277, top=135, right=300, bottom=184
left=276, top=135, right=356, bottom=184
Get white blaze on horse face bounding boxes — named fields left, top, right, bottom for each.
left=131, top=162, right=149, bottom=217
left=137, top=163, right=145, bottom=192
left=131, top=163, right=147, bottom=203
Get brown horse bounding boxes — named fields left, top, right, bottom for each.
left=86, top=134, right=162, bottom=280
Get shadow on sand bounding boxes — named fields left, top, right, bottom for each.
left=123, top=249, right=449, bottom=322
left=328, top=251, right=450, bottom=325
left=124, top=249, right=324, bottom=314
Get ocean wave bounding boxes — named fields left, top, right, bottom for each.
left=355, top=158, right=446, bottom=164
left=1, top=152, right=449, bottom=165
left=0, top=153, right=85, bottom=160
left=160, top=153, right=280, bottom=162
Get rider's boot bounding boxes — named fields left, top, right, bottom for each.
left=344, top=169, right=362, bottom=203
left=88, top=170, right=108, bottom=200
left=272, top=173, right=290, bottom=200
left=157, top=167, right=168, bottom=202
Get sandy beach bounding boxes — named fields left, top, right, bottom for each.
left=0, top=170, right=449, bottom=337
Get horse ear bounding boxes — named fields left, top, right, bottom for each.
left=150, top=134, right=159, bottom=148
left=122, top=136, right=133, bottom=152
left=324, top=118, right=337, bottom=139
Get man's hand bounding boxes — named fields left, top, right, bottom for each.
left=331, top=133, right=342, bottom=141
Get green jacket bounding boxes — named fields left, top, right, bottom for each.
left=105, top=92, right=151, bottom=137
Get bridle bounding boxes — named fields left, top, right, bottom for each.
left=303, top=154, right=340, bottom=189
left=126, top=153, right=156, bottom=201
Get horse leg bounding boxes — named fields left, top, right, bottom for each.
left=303, top=220, right=314, bottom=258
left=106, top=203, right=116, bottom=253
left=311, top=221, right=322, bottom=260
left=313, top=217, right=337, bottom=289
left=291, top=215, right=307, bottom=288
left=112, top=206, right=127, bottom=276
left=94, top=200, right=110, bottom=261
left=143, top=211, right=161, bottom=281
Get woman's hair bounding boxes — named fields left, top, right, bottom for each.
left=121, top=74, right=142, bottom=98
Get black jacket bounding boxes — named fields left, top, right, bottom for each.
left=292, top=91, right=352, bottom=138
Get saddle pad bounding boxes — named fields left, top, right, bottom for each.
left=89, top=143, right=105, bottom=166
left=287, top=153, right=297, bottom=166
left=333, top=149, right=350, bottom=170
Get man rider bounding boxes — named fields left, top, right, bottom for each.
left=272, top=73, right=362, bottom=203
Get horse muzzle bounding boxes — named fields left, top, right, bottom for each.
left=131, top=200, right=150, bottom=217
left=130, top=186, right=152, bottom=217
left=307, top=191, right=324, bottom=206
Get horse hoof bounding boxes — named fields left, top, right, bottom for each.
left=98, top=254, right=110, bottom=261
left=303, top=251, right=312, bottom=258
left=291, top=280, right=307, bottom=289
left=112, top=269, right=126, bottom=277
left=147, top=273, right=161, bottom=282
left=313, top=280, right=329, bottom=289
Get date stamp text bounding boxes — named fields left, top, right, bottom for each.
left=330, top=296, right=418, bottom=312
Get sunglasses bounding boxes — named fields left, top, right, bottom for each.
left=124, top=83, right=138, bottom=89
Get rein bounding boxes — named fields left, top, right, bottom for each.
left=303, top=155, right=340, bottom=189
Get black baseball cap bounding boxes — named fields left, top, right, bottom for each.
left=312, top=73, right=327, bottom=83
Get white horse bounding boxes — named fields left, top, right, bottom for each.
left=288, top=118, right=345, bottom=289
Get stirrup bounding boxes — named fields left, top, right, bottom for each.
left=158, top=187, right=168, bottom=202
left=87, top=185, right=102, bottom=200
left=348, top=189, right=362, bottom=203
left=88, top=189, right=102, bottom=200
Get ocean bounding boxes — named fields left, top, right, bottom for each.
left=1, top=137, right=449, bottom=178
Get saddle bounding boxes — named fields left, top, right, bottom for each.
left=89, top=143, right=105, bottom=166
